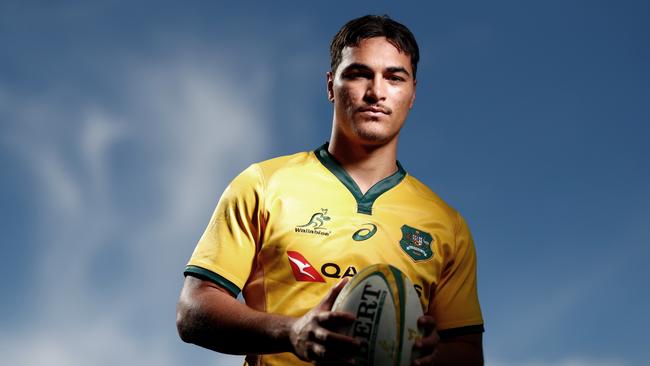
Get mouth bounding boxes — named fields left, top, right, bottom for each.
left=357, top=105, right=391, bottom=115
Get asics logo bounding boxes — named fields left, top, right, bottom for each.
left=352, top=223, right=377, bottom=241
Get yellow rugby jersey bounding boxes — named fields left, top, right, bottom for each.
left=185, top=144, right=483, bottom=366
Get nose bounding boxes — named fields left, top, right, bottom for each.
left=364, top=75, right=386, bottom=103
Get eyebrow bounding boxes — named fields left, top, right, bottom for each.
left=386, top=66, right=411, bottom=77
left=342, top=63, right=411, bottom=77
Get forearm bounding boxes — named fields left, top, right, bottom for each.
left=176, top=276, right=295, bottom=355
left=433, top=337, right=484, bottom=366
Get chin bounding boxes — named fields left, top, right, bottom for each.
left=352, top=125, right=395, bottom=145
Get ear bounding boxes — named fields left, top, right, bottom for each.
left=326, top=71, right=335, bottom=103
left=409, top=79, right=417, bottom=109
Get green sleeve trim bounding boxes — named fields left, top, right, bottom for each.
left=184, top=265, right=241, bottom=297
left=438, top=324, right=485, bottom=340
left=314, top=143, right=406, bottom=215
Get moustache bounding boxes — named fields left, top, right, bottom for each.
left=357, top=105, right=392, bottom=115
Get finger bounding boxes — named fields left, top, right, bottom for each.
left=414, top=317, right=438, bottom=355
left=414, top=330, right=439, bottom=354
left=308, top=336, right=358, bottom=366
left=317, top=311, right=356, bottom=327
left=417, top=315, right=436, bottom=335
left=307, top=342, right=326, bottom=361
left=320, top=278, right=350, bottom=310
left=317, top=310, right=356, bottom=335
left=413, top=352, right=435, bottom=366
left=316, top=310, right=357, bottom=340
left=313, top=327, right=362, bottom=355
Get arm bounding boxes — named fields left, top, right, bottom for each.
left=176, top=275, right=292, bottom=354
left=176, top=275, right=360, bottom=363
left=413, top=316, right=483, bottom=366
left=434, top=333, right=483, bottom=366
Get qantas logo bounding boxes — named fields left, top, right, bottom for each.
left=287, top=251, right=325, bottom=282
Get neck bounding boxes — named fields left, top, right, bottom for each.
left=328, top=133, right=399, bottom=194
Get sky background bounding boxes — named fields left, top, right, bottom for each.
left=1, top=1, right=649, bottom=365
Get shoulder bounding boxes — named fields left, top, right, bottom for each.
left=247, top=151, right=320, bottom=185
left=254, top=150, right=314, bottom=178
left=401, top=173, right=463, bottom=225
left=217, top=150, right=315, bottom=215
left=228, top=150, right=317, bottom=195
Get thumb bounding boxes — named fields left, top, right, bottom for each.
left=318, top=278, right=349, bottom=310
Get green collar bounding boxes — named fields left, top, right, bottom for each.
left=314, top=143, right=407, bottom=215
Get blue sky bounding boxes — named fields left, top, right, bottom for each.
left=1, top=1, right=649, bottom=365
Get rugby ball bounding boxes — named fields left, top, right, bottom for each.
left=332, top=264, right=424, bottom=366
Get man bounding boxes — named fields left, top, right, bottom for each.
left=176, top=15, right=484, bottom=366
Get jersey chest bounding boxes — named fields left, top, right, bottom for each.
left=254, top=182, right=456, bottom=312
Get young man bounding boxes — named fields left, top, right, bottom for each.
left=176, top=15, right=484, bottom=366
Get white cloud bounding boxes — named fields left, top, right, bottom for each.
left=1, top=321, right=174, bottom=366
left=80, top=107, right=128, bottom=194
left=1, top=43, right=270, bottom=366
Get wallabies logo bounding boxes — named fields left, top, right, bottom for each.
left=295, top=208, right=331, bottom=236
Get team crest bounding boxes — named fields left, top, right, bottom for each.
left=399, top=225, right=434, bottom=262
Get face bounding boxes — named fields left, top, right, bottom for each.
left=328, top=37, right=416, bottom=146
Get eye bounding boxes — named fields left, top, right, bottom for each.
left=387, top=75, right=406, bottom=83
left=342, top=69, right=373, bottom=80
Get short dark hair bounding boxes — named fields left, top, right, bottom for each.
left=330, top=15, right=420, bottom=78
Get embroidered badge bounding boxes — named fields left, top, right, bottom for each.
left=399, top=225, right=434, bottom=262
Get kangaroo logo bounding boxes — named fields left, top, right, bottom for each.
left=298, top=208, right=331, bottom=230
left=295, top=208, right=332, bottom=236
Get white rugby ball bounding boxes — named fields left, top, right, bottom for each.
left=332, top=264, right=424, bottom=366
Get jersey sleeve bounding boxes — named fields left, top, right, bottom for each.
left=184, top=164, right=265, bottom=297
left=430, top=212, right=484, bottom=337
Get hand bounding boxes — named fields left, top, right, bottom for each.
left=289, top=279, right=361, bottom=365
left=412, top=314, right=440, bottom=366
